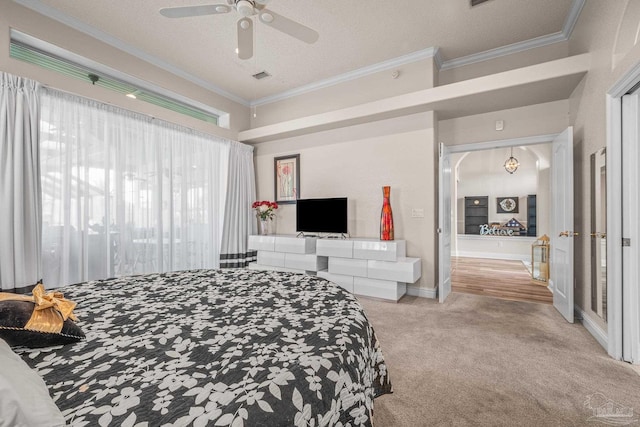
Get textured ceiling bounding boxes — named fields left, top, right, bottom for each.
left=29, top=0, right=574, bottom=103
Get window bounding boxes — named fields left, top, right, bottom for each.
left=11, top=30, right=226, bottom=126
left=40, top=89, right=230, bottom=286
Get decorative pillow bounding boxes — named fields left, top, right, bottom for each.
left=0, top=338, right=66, bottom=426
left=0, top=284, right=84, bottom=348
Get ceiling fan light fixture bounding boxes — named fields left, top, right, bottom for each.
left=236, top=0, right=255, bottom=17
left=259, top=12, right=274, bottom=23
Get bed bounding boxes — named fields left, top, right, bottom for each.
left=11, top=269, right=392, bottom=426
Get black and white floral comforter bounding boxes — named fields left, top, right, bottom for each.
left=14, top=269, right=392, bottom=426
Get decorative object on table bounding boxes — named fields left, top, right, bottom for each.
left=479, top=218, right=526, bottom=236
left=497, top=196, right=519, bottom=213
left=504, top=146, right=520, bottom=174
left=380, top=186, right=394, bottom=241
left=531, top=234, right=550, bottom=283
left=504, top=217, right=526, bottom=236
left=252, top=200, right=278, bottom=235
left=274, top=154, right=300, bottom=204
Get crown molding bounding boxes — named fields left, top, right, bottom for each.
left=433, top=47, right=444, bottom=71
left=562, top=0, right=586, bottom=37
left=251, top=47, right=440, bottom=107
left=12, top=0, right=250, bottom=106
left=440, top=0, right=585, bottom=70
left=439, top=32, right=567, bottom=70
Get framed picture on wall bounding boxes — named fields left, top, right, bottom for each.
left=497, top=196, right=519, bottom=214
left=274, top=154, right=300, bottom=204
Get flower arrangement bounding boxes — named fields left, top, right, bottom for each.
left=252, top=200, right=278, bottom=221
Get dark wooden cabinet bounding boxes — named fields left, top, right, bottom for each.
left=464, top=196, right=488, bottom=234
left=527, top=194, right=537, bottom=236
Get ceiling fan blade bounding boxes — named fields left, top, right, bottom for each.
left=159, top=4, right=231, bottom=18
left=237, top=17, right=254, bottom=60
left=259, top=10, right=319, bottom=44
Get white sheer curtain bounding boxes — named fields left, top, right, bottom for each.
left=40, top=89, right=230, bottom=287
left=220, top=141, right=257, bottom=268
left=0, top=73, right=41, bottom=292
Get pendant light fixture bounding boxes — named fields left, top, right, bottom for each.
left=504, top=146, right=519, bottom=174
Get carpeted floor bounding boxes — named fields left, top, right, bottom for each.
left=358, top=292, right=640, bottom=427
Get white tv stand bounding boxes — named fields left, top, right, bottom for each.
left=248, top=234, right=421, bottom=302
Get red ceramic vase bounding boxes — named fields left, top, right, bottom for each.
left=380, top=186, right=394, bottom=241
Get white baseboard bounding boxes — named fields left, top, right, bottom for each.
left=406, top=285, right=437, bottom=299
left=455, top=251, right=528, bottom=261
left=576, top=305, right=608, bottom=350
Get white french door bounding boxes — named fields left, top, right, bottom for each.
left=621, top=93, right=640, bottom=363
left=549, top=127, right=575, bottom=323
left=438, top=142, right=452, bottom=302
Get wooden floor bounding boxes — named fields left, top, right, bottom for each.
left=451, top=256, right=553, bottom=304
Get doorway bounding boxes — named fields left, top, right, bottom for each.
left=438, top=129, right=576, bottom=322
left=450, top=144, right=553, bottom=304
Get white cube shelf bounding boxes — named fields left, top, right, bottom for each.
left=249, top=235, right=420, bottom=302
left=353, top=277, right=407, bottom=302
left=317, top=271, right=354, bottom=293
left=353, top=240, right=406, bottom=261
left=317, top=239, right=354, bottom=258
left=275, top=236, right=317, bottom=254
left=328, top=257, right=367, bottom=277
left=248, top=235, right=276, bottom=251
left=367, top=257, right=422, bottom=283
left=285, top=253, right=328, bottom=272
left=248, top=262, right=305, bottom=274
left=257, top=251, right=285, bottom=267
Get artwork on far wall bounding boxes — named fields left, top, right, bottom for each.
left=274, top=154, right=300, bottom=204
left=497, top=196, right=519, bottom=214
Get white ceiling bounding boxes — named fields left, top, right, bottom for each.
left=20, top=0, right=576, bottom=105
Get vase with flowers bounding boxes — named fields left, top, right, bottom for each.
left=252, top=200, right=278, bottom=235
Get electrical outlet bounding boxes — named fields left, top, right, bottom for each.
left=411, top=208, right=424, bottom=218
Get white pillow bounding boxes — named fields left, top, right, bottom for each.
left=0, top=338, right=66, bottom=427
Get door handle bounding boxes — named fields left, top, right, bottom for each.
left=559, top=231, right=580, bottom=237
left=590, top=232, right=606, bottom=238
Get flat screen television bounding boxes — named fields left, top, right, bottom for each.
left=296, top=197, right=348, bottom=234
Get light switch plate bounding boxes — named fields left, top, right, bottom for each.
left=411, top=208, right=425, bottom=218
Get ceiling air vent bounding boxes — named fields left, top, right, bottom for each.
left=252, top=71, right=271, bottom=80
left=471, top=0, right=491, bottom=6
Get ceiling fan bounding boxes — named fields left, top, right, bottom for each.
left=159, top=0, right=319, bottom=60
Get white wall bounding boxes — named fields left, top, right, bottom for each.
left=568, top=0, right=640, bottom=329
left=251, top=58, right=438, bottom=128
left=456, top=235, right=536, bottom=262
left=456, top=147, right=538, bottom=230
left=253, top=112, right=438, bottom=289
left=440, top=100, right=570, bottom=146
